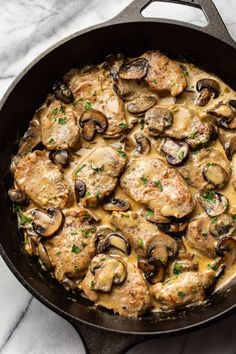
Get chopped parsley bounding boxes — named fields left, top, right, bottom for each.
left=84, top=101, right=92, bottom=110
left=145, top=210, right=154, bottom=218
left=140, top=118, right=145, bottom=130
left=206, top=162, right=213, bottom=167
left=153, top=79, right=157, bottom=84
left=71, top=244, right=81, bottom=254
left=121, top=212, right=130, bottom=218
left=119, top=123, right=128, bottom=130
left=82, top=229, right=90, bottom=238
left=140, top=176, right=148, bottom=184
left=177, top=291, right=185, bottom=299
left=117, top=150, right=127, bottom=159
left=52, top=108, right=59, bottom=114
left=211, top=217, right=218, bottom=224
left=137, top=238, right=144, bottom=249
left=189, top=131, right=197, bottom=139
left=91, top=165, right=104, bottom=172
left=18, top=213, right=32, bottom=228
left=83, top=213, right=90, bottom=220
left=70, top=231, right=77, bottom=236
left=91, top=226, right=97, bottom=233
left=207, top=263, right=218, bottom=271
left=12, top=203, right=21, bottom=213
left=178, top=150, right=185, bottom=160
left=100, top=257, right=106, bottom=262
left=233, top=214, right=236, bottom=221
left=154, top=180, right=163, bottom=191
left=96, top=192, right=101, bottom=200
left=74, top=266, right=80, bottom=272
left=85, top=191, right=91, bottom=197
left=55, top=251, right=61, bottom=256
left=58, top=117, right=67, bottom=125
left=173, top=262, right=182, bottom=275
left=48, top=137, right=55, bottom=144
left=75, top=164, right=86, bottom=174
left=202, top=191, right=215, bottom=203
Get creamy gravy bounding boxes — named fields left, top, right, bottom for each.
left=10, top=52, right=236, bottom=317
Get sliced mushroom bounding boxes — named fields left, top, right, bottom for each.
left=228, top=99, right=236, bottom=111
left=90, top=254, right=127, bottom=292
left=49, top=150, right=69, bottom=167
left=37, top=242, right=52, bottom=270
left=119, top=58, right=149, bottom=80
left=202, top=163, right=228, bottom=188
left=157, top=218, right=188, bottom=235
left=146, top=234, right=178, bottom=265
left=207, top=103, right=235, bottom=129
left=134, top=133, right=151, bottom=155
left=197, top=191, right=229, bottom=217
left=8, top=188, right=27, bottom=204
left=112, top=72, right=136, bottom=101
left=127, top=96, right=157, bottom=115
left=103, top=196, right=130, bottom=212
left=216, top=237, right=236, bottom=267
left=196, top=79, right=220, bottom=104
left=79, top=109, right=108, bottom=141
left=100, top=233, right=130, bottom=255
left=185, top=121, right=216, bottom=150
left=209, top=214, right=236, bottom=238
left=144, top=106, right=173, bottom=136
left=138, top=257, right=165, bottom=284
left=31, top=208, right=64, bottom=237
left=196, top=88, right=213, bottom=106
left=161, top=138, right=189, bottom=166
left=75, top=179, right=86, bottom=201
left=52, top=80, right=73, bottom=104
left=18, top=115, right=42, bottom=156
left=218, top=128, right=236, bottom=160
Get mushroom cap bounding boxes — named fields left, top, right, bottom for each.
left=52, top=80, right=74, bottom=104
left=161, top=138, right=189, bottom=166
left=49, top=150, right=69, bottom=167
left=202, top=163, right=228, bottom=189
left=215, top=236, right=236, bottom=267
left=145, top=106, right=173, bottom=136
left=100, top=233, right=131, bottom=255
left=134, top=133, right=151, bottom=155
left=127, top=96, right=157, bottom=115
left=103, top=196, right=130, bottom=212
left=197, top=191, right=229, bottom=217
left=119, top=58, right=149, bottom=80
left=209, top=214, right=236, bottom=238
left=196, top=78, right=220, bottom=98
left=90, top=254, right=127, bottom=293
left=138, top=257, right=165, bottom=284
left=31, top=208, right=64, bottom=237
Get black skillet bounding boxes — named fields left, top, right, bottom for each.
left=0, top=0, right=236, bottom=353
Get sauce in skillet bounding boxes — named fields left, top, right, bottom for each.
left=9, top=51, right=236, bottom=317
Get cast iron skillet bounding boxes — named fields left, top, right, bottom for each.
left=1, top=0, right=236, bottom=353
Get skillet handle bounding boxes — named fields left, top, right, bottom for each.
left=70, top=320, right=151, bottom=354
left=112, top=0, right=235, bottom=47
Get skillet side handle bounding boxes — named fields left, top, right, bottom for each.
left=112, top=0, right=236, bottom=48
left=70, top=320, right=151, bottom=354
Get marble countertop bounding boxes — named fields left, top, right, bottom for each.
left=0, top=0, right=236, bottom=353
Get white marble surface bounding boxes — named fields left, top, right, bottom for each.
left=0, top=1, right=236, bottom=353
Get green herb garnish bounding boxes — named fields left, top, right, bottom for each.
left=58, top=117, right=67, bottom=125
left=140, top=176, right=148, bottom=184
left=202, top=191, right=215, bottom=203
left=154, top=180, right=163, bottom=191
left=140, top=118, right=145, bottom=130
left=145, top=210, right=154, bottom=218
left=18, top=213, right=32, bottom=228
left=207, top=263, right=218, bottom=271
left=82, top=229, right=90, bottom=238
left=83, top=213, right=90, bottom=220
left=137, top=238, right=144, bottom=249
left=91, top=165, right=104, bottom=172
left=84, top=101, right=92, bottom=110
left=211, top=217, right=218, bottom=224
left=233, top=214, right=236, bottom=221
left=178, top=150, right=185, bottom=160
left=189, top=131, right=197, bottom=139
left=117, top=150, right=127, bottom=159
left=177, top=291, right=185, bottom=299
left=173, top=263, right=182, bottom=275
left=85, top=191, right=91, bottom=197
left=67, top=297, right=77, bottom=302
left=71, top=244, right=81, bottom=254
left=100, top=257, right=106, bottom=262
left=119, top=123, right=128, bottom=130
left=121, top=212, right=130, bottom=218
left=75, top=164, right=86, bottom=174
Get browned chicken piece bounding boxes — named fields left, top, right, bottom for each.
left=152, top=268, right=220, bottom=309
left=74, top=147, right=127, bottom=207
left=120, top=157, right=194, bottom=220
left=64, top=65, right=126, bottom=138
left=45, top=209, right=97, bottom=284
left=141, top=51, right=187, bottom=97
left=231, top=154, right=236, bottom=191
left=177, top=147, right=231, bottom=190
left=41, top=100, right=80, bottom=151
left=111, top=211, right=178, bottom=263
left=81, top=261, right=151, bottom=317
left=185, top=214, right=216, bottom=258
left=14, top=151, right=70, bottom=208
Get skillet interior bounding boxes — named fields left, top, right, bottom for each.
left=1, top=21, right=236, bottom=334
